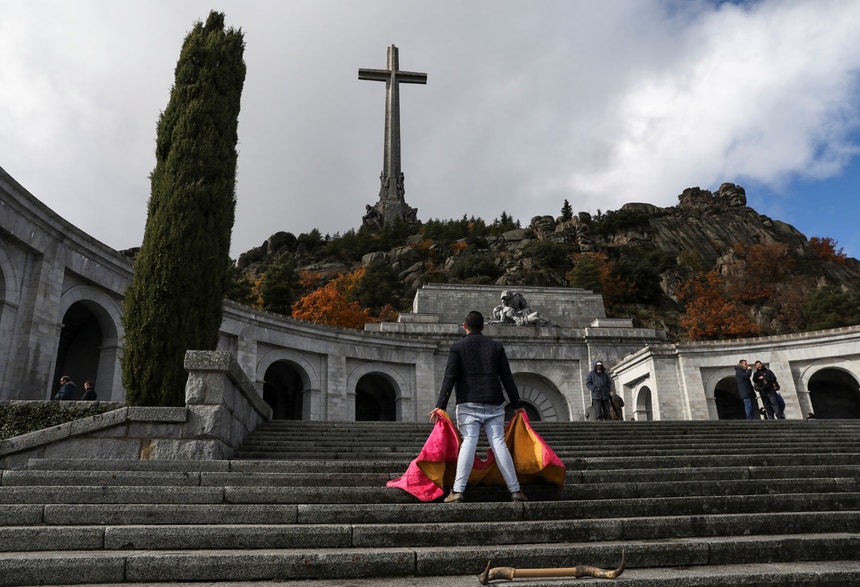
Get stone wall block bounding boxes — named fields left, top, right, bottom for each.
left=145, top=438, right=228, bottom=461
left=184, top=405, right=230, bottom=442
left=68, top=408, right=129, bottom=436
left=44, top=437, right=140, bottom=460
left=90, top=424, right=131, bottom=438
left=184, top=373, right=207, bottom=405
left=126, top=422, right=184, bottom=439
left=0, top=421, right=73, bottom=455
left=127, top=406, right=188, bottom=423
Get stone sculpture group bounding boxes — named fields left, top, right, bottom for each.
left=490, top=290, right=556, bottom=326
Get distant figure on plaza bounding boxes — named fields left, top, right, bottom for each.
left=430, top=310, right=528, bottom=503
left=81, top=380, right=97, bottom=401
left=753, top=361, right=784, bottom=419
left=586, top=360, right=612, bottom=421
left=53, top=376, right=76, bottom=401
left=735, top=359, right=757, bottom=420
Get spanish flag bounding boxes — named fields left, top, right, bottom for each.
left=387, top=410, right=565, bottom=501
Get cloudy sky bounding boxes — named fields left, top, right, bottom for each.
left=1, top=0, right=859, bottom=259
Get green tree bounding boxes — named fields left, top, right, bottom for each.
left=261, top=254, right=300, bottom=315
left=560, top=199, right=573, bottom=221
left=802, top=286, right=860, bottom=330
left=225, top=261, right=255, bottom=306
left=121, top=11, right=245, bottom=406
left=449, top=253, right=503, bottom=284
left=351, top=259, right=404, bottom=315
left=567, top=253, right=602, bottom=292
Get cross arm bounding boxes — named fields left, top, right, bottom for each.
left=358, top=68, right=428, bottom=85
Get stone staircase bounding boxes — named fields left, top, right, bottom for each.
left=1, top=419, right=859, bottom=586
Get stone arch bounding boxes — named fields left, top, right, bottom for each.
left=704, top=368, right=748, bottom=421
left=507, top=372, right=568, bottom=422
left=713, top=376, right=745, bottom=420
left=257, top=349, right=318, bottom=421
left=354, top=372, right=397, bottom=422
left=256, top=349, right=317, bottom=391
left=262, top=360, right=307, bottom=420
left=53, top=286, right=122, bottom=401
left=806, top=366, right=860, bottom=419
left=798, top=360, right=860, bottom=419
left=633, top=385, right=654, bottom=421
left=347, top=363, right=409, bottom=422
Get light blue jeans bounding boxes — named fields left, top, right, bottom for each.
left=454, top=402, right=520, bottom=493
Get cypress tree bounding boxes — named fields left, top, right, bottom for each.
left=121, top=11, right=246, bottom=406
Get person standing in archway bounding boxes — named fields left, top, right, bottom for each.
left=735, top=360, right=757, bottom=420
left=430, top=310, right=527, bottom=503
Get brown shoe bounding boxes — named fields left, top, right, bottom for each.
left=444, top=491, right=464, bottom=503
left=511, top=490, right=528, bottom=502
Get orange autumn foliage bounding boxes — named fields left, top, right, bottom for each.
left=809, top=236, right=847, bottom=264
left=678, top=269, right=761, bottom=340
left=291, top=268, right=373, bottom=329
left=724, top=242, right=793, bottom=303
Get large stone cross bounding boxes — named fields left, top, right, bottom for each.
left=359, top=45, right=426, bottom=228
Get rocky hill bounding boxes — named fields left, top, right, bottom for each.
left=232, top=183, right=860, bottom=340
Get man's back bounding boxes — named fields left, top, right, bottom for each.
left=436, top=331, right=521, bottom=409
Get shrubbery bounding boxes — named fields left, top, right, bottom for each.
left=0, top=403, right=111, bottom=440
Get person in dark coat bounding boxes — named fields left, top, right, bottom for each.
left=81, top=380, right=97, bottom=401
left=753, top=361, right=784, bottom=419
left=586, top=360, right=612, bottom=421
left=735, top=360, right=757, bottom=420
left=431, top=310, right=527, bottom=503
left=52, top=376, right=76, bottom=401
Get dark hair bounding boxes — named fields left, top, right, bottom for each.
left=465, top=310, right=484, bottom=332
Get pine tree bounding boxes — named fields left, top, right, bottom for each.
left=560, top=199, right=573, bottom=221
left=121, top=12, right=246, bottom=406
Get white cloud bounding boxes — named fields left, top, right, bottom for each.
left=1, top=0, right=859, bottom=257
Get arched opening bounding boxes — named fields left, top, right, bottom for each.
left=505, top=401, right=542, bottom=422
left=52, top=302, right=102, bottom=399
left=714, top=376, right=746, bottom=420
left=635, top=386, right=654, bottom=421
left=507, top=373, right=568, bottom=422
left=263, top=361, right=305, bottom=420
left=808, top=368, right=860, bottom=419
left=355, top=373, right=396, bottom=421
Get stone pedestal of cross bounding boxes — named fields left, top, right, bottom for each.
left=359, top=45, right=426, bottom=229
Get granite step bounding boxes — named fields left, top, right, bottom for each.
left=1, top=420, right=858, bottom=585
left=10, top=463, right=859, bottom=487
left=1, top=534, right=858, bottom=586
left=2, top=511, right=858, bottom=552
left=2, top=491, right=858, bottom=526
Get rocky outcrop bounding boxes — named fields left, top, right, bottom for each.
left=233, top=182, right=860, bottom=337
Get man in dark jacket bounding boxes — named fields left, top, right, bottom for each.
left=754, top=361, right=785, bottom=419
left=735, top=360, right=757, bottom=420
left=431, top=310, right=527, bottom=503
left=586, top=360, right=612, bottom=421
left=52, top=376, right=76, bottom=401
